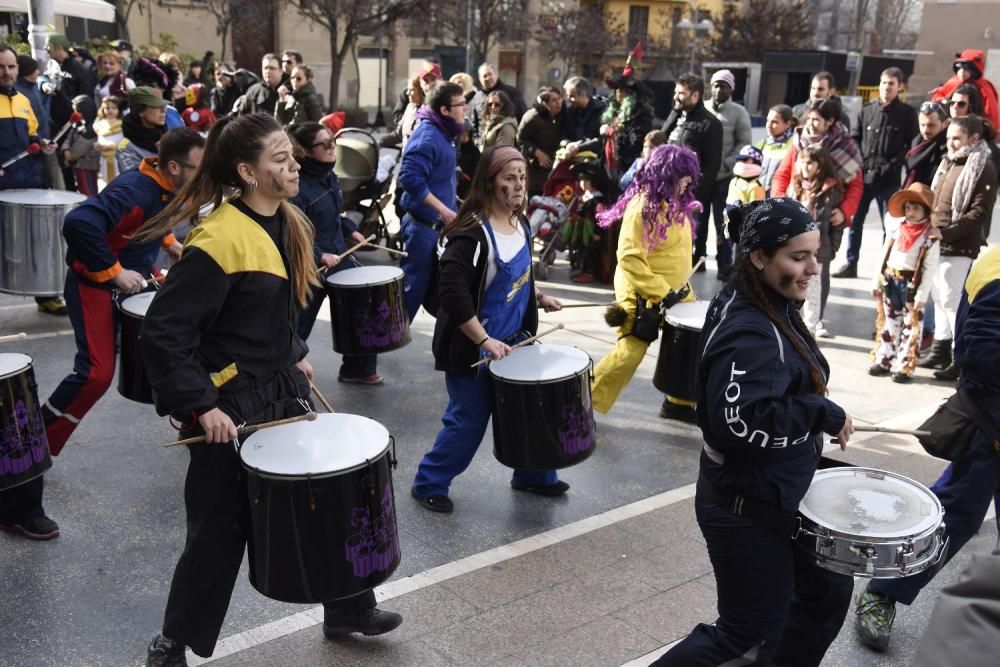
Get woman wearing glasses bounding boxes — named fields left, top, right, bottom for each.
left=477, top=90, right=518, bottom=152
left=276, top=64, right=322, bottom=126
left=930, top=48, right=999, bottom=128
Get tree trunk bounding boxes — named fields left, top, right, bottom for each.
left=328, top=30, right=343, bottom=109
left=219, top=23, right=228, bottom=62
left=350, top=40, right=360, bottom=108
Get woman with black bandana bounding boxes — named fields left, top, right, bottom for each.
left=653, top=198, right=855, bottom=667
left=134, top=113, right=401, bottom=667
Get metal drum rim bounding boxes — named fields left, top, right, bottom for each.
left=241, top=440, right=391, bottom=480
left=487, top=344, right=592, bottom=384
left=799, top=466, right=943, bottom=538
left=0, top=353, right=33, bottom=381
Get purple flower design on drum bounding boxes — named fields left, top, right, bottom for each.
left=343, top=482, right=400, bottom=578
left=1, top=400, right=47, bottom=475
left=558, top=404, right=594, bottom=455
left=355, top=301, right=406, bottom=349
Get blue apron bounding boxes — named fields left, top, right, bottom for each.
left=479, top=219, right=533, bottom=351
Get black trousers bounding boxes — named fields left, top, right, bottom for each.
left=161, top=368, right=375, bottom=658
left=0, top=475, right=45, bottom=524
left=653, top=493, right=853, bottom=667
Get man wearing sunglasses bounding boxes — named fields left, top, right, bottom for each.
left=930, top=48, right=999, bottom=128
left=0, top=129, right=205, bottom=542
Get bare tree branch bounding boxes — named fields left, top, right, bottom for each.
left=423, top=0, right=531, bottom=65
left=535, top=1, right=624, bottom=80
left=710, top=0, right=814, bottom=63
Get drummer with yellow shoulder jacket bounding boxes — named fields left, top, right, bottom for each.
left=134, top=114, right=400, bottom=667
left=590, top=144, right=700, bottom=419
left=653, top=198, right=855, bottom=667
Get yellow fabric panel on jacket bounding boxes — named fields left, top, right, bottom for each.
left=614, top=195, right=693, bottom=310
left=184, top=202, right=288, bottom=279
left=727, top=177, right=765, bottom=205
left=965, top=244, right=1000, bottom=304
left=0, top=92, right=39, bottom=136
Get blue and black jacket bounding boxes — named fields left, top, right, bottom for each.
left=61, top=157, right=177, bottom=284
left=397, top=119, right=456, bottom=226
left=290, top=157, right=358, bottom=261
left=956, top=245, right=1000, bottom=413
left=0, top=85, right=43, bottom=189
left=695, top=284, right=847, bottom=513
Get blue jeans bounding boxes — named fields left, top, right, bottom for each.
left=872, top=426, right=1000, bottom=605
left=845, top=179, right=898, bottom=266
left=653, top=493, right=853, bottom=667
left=412, top=371, right=558, bottom=497
left=399, top=216, right=439, bottom=322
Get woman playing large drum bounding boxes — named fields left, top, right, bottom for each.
left=589, top=144, right=701, bottom=419
left=134, top=113, right=400, bottom=666
left=410, top=146, right=564, bottom=514
left=653, top=199, right=855, bottom=667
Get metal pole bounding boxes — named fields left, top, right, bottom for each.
left=374, top=18, right=385, bottom=128
left=28, top=0, right=55, bottom=64
left=465, top=0, right=473, bottom=73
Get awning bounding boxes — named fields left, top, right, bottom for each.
left=0, top=0, right=116, bottom=23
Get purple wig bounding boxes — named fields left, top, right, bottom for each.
left=597, top=144, right=703, bottom=249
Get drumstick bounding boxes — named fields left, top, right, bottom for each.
left=682, top=256, right=706, bottom=285
left=309, top=381, right=335, bottom=413
left=0, top=332, right=27, bottom=344
left=315, top=234, right=377, bottom=275
left=163, top=411, right=318, bottom=447
left=366, top=242, right=408, bottom=257
left=853, top=425, right=931, bottom=437
left=470, top=323, right=565, bottom=368
left=541, top=301, right=617, bottom=309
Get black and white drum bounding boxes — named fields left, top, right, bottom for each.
left=0, top=189, right=87, bottom=296
left=489, top=344, right=595, bottom=470
left=324, top=266, right=410, bottom=355
left=653, top=301, right=710, bottom=402
left=240, top=413, right=401, bottom=603
left=117, top=291, right=156, bottom=404
left=0, top=353, right=51, bottom=490
left=796, top=467, right=947, bottom=578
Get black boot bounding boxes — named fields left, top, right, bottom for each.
left=917, top=339, right=952, bottom=369
left=934, top=363, right=960, bottom=382
left=323, top=606, right=403, bottom=639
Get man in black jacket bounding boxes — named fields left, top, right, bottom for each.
left=662, top=73, right=723, bottom=271
left=238, top=53, right=281, bottom=115
left=562, top=76, right=607, bottom=143
left=835, top=67, right=918, bottom=277
left=471, top=63, right=526, bottom=143
left=44, top=33, right=97, bottom=102
left=793, top=71, right=851, bottom=132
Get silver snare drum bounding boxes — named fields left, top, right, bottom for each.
left=796, top=467, right=947, bottom=578
left=0, top=189, right=87, bottom=296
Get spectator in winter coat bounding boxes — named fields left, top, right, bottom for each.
left=238, top=53, right=282, bottom=116
left=276, top=65, right=322, bottom=126
left=835, top=68, right=918, bottom=277
left=930, top=48, right=999, bottom=128
left=45, top=33, right=97, bottom=104
left=757, top=104, right=796, bottom=195
left=477, top=90, right=518, bottom=152
left=949, top=83, right=985, bottom=119
left=210, top=65, right=239, bottom=117
left=904, top=101, right=949, bottom=188
left=62, top=94, right=100, bottom=195
left=600, top=71, right=654, bottom=184
left=518, top=86, right=565, bottom=196
left=562, top=76, right=608, bottom=144
left=381, top=75, right=424, bottom=149
left=128, top=57, right=184, bottom=129
left=117, top=86, right=168, bottom=173
left=706, top=69, right=752, bottom=280
left=792, top=71, right=851, bottom=132
left=662, top=73, right=723, bottom=275
left=471, top=62, right=526, bottom=142
left=94, top=51, right=134, bottom=106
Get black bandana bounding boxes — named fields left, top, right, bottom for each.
left=727, top=198, right=818, bottom=254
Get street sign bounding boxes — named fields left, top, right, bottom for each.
left=846, top=51, right=862, bottom=71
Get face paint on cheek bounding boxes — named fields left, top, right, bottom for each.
left=778, top=274, right=796, bottom=289
left=269, top=175, right=285, bottom=194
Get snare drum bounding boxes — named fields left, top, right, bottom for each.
left=489, top=344, right=595, bottom=469
left=796, top=467, right=947, bottom=578
left=0, top=353, right=52, bottom=490
left=0, top=189, right=87, bottom=296
left=653, top=301, right=710, bottom=402
left=240, top=413, right=401, bottom=603
left=117, top=292, right=156, bottom=404
left=324, top=266, right=410, bottom=355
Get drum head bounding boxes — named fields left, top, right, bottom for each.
left=800, top=467, right=942, bottom=538
left=326, top=266, right=403, bottom=287
left=240, top=413, right=390, bottom=477
left=0, top=189, right=87, bottom=206
left=0, top=353, right=32, bottom=380
left=119, top=292, right=156, bottom=317
left=489, top=344, right=590, bottom=382
left=664, top=301, right=710, bottom=330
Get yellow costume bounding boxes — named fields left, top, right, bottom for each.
left=591, top=195, right=693, bottom=413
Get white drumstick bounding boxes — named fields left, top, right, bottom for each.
left=0, top=332, right=28, bottom=344
left=470, top=324, right=564, bottom=368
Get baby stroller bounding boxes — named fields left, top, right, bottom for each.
left=526, top=157, right=580, bottom=280
left=334, top=128, right=403, bottom=255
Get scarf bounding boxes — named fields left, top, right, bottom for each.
left=765, top=126, right=794, bottom=146
left=416, top=106, right=462, bottom=140
left=795, top=123, right=862, bottom=182
left=122, top=112, right=165, bottom=154
left=931, top=139, right=992, bottom=223
left=903, top=133, right=945, bottom=188
left=897, top=218, right=931, bottom=252
left=733, top=162, right=761, bottom=179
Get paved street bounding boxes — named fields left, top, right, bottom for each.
left=1, top=205, right=997, bottom=666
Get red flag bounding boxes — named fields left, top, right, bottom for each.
left=631, top=42, right=644, bottom=62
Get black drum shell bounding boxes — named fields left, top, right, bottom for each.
left=324, top=276, right=410, bottom=355
left=490, top=369, right=596, bottom=470
left=244, top=448, right=401, bottom=603
left=652, top=321, right=701, bottom=402
left=117, top=307, right=153, bottom=404
left=0, top=363, right=52, bottom=490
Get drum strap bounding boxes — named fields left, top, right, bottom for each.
left=697, top=475, right=801, bottom=539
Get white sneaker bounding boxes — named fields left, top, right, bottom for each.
left=815, top=321, right=833, bottom=338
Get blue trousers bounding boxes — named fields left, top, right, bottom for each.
left=399, top=216, right=438, bottom=322
left=297, top=282, right=377, bottom=380
left=873, top=429, right=1000, bottom=605
left=845, top=179, right=898, bottom=266
left=412, top=371, right=558, bottom=497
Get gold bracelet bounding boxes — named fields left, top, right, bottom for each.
left=475, top=333, right=490, bottom=346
